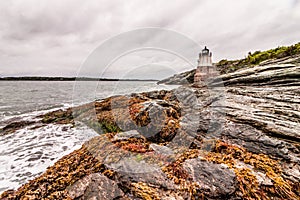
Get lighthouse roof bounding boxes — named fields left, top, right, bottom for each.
left=202, top=46, right=209, bottom=53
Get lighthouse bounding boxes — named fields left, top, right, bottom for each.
left=194, top=46, right=214, bottom=85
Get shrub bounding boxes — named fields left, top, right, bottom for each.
left=216, top=42, right=300, bottom=74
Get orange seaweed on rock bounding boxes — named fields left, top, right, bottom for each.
left=130, top=182, right=160, bottom=200
left=158, top=138, right=299, bottom=200
left=38, top=90, right=181, bottom=144
left=204, top=140, right=299, bottom=200
left=105, top=92, right=181, bottom=143
left=113, top=138, right=151, bottom=153
left=0, top=146, right=105, bottom=199
left=161, top=149, right=199, bottom=186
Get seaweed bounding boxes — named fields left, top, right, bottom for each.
left=113, top=138, right=151, bottom=153
left=162, top=149, right=199, bottom=185
left=99, top=120, right=122, bottom=133
left=1, top=146, right=106, bottom=199
left=130, top=182, right=160, bottom=200
left=205, top=141, right=299, bottom=199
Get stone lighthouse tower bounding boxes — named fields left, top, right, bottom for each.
left=194, top=46, right=213, bottom=85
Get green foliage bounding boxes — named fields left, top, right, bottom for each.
left=99, top=120, right=122, bottom=133
left=86, top=120, right=122, bottom=134
left=245, top=44, right=300, bottom=65
left=218, top=59, right=229, bottom=65
left=216, top=42, right=300, bottom=74
left=136, top=154, right=143, bottom=162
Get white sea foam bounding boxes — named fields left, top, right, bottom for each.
left=0, top=123, right=98, bottom=193
left=0, top=81, right=179, bottom=193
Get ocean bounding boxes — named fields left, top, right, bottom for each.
left=0, top=81, right=177, bottom=193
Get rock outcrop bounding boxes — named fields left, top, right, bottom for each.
left=158, top=54, right=300, bottom=86
left=157, top=69, right=195, bottom=85
left=1, top=58, right=300, bottom=199
left=183, top=158, right=237, bottom=198
left=67, top=173, right=125, bottom=199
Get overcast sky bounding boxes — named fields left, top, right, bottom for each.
left=0, top=0, right=300, bottom=79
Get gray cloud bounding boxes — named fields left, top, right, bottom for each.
left=0, top=0, right=299, bottom=78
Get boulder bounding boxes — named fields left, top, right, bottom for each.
left=150, top=143, right=174, bottom=156
left=183, top=158, right=237, bottom=198
left=67, top=173, right=124, bottom=200
left=112, top=130, right=144, bottom=141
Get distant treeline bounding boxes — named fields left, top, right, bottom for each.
left=0, top=77, right=158, bottom=81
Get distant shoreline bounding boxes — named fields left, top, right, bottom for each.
left=0, top=77, right=158, bottom=81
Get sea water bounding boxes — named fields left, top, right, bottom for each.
left=0, top=81, right=177, bottom=192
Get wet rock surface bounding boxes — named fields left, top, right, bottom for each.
left=112, top=130, right=144, bottom=142
left=183, top=158, right=237, bottom=198
left=67, top=173, right=125, bottom=200
left=1, top=60, right=300, bottom=199
left=0, top=121, right=36, bottom=136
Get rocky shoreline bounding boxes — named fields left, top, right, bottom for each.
left=1, top=58, right=300, bottom=199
